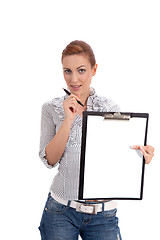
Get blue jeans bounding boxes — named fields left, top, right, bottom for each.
left=38, top=193, right=122, bottom=240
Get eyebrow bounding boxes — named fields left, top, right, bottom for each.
left=63, top=65, right=86, bottom=70
left=77, top=65, right=86, bottom=69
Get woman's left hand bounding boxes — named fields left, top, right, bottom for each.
left=131, top=145, right=155, bottom=164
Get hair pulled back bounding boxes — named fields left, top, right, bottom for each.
left=61, top=40, right=96, bottom=68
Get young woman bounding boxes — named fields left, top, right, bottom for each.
left=38, top=40, right=154, bottom=240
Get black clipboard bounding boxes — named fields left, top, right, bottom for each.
left=78, top=112, right=149, bottom=200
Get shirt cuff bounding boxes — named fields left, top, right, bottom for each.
left=39, top=147, right=59, bottom=168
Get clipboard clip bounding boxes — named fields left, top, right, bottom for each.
left=104, top=112, right=131, bottom=120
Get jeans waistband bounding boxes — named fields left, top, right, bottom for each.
left=50, top=191, right=117, bottom=215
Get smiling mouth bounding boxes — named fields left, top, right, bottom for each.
left=71, top=85, right=82, bottom=90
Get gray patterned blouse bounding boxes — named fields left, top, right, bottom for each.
left=39, top=88, right=120, bottom=200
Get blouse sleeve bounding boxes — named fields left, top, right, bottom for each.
left=39, top=101, right=58, bottom=168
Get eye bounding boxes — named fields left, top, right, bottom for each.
left=64, top=69, right=71, bottom=74
left=78, top=68, right=86, bottom=74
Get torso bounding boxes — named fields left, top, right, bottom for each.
left=77, top=105, right=87, bottom=116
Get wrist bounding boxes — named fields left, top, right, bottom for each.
left=63, top=117, right=73, bottom=128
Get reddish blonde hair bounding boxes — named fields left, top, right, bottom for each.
left=61, top=40, right=96, bottom=68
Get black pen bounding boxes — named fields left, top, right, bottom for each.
left=63, top=88, right=84, bottom=107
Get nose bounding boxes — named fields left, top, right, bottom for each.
left=71, top=72, right=78, bottom=83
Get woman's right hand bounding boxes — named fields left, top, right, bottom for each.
left=63, top=94, right=81, bottom=123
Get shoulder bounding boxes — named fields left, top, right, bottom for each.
left=100, top=97, right=120, bottom=112
left=89, top=91, right=120, bottom=112
left=41, top=96, right=65, bottom=116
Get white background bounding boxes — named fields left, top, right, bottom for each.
left=0, top=0, right=160, bottom=239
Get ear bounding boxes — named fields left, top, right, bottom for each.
left=92, top=64, right=98, bottom=76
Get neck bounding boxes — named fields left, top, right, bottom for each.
left=80, top=90, right=90, bottom=106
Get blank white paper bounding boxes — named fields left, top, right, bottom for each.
left=83, top=115, right=147, bottom=199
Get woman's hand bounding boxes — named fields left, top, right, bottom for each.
left=63, top=94, right=81, bottom=123
left=131, top=145, right=155, bottom=164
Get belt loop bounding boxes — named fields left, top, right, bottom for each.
left=67, top=200, right=71, bottom=207
left=102, top=202, right=105, bottom=212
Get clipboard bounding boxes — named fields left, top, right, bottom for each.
left=78, top=112, right=149, bottom=200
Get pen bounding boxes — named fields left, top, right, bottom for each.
left=63, top=88, right=84, bottom=107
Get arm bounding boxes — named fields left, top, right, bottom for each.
left=39, top=102, right=57, bottom=168
left=45, top=118, right=72, bottom=166
left=41, top=94, right=81, bottom=167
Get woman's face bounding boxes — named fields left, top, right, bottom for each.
left=62, top=54, right=97, bottom=98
